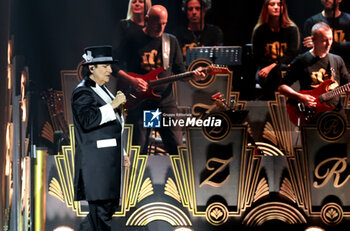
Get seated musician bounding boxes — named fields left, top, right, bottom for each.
left=175, top=0, right=224, bottom=57
left=115, top=5, right=205, bottom=155
left=278, top=22, right=350, bottom=125
left=252, top=0, right=300, bottom=100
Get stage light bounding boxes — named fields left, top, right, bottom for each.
left=174, top=227, right=193, bottom=231
left=305, top=226, right=325, bottom=231
left=7, top=40, right=12, bottom=89
left=8, top=40, right=12, bottom=64
left=53, top=226, right=74, bottom=231
left=20, top=71, right=27, bottom=122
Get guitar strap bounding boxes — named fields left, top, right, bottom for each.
left=162, top=33, right=170, bottom=70
left=328, top=54, right=336, bottom=79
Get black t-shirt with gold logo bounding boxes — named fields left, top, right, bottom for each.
left=116, top=29, right=186, bottom=106
left=252, top=24, right=300, bottom=68
left=282, top=51, right=350, bottom=107
left=303, top=12, right=350, bottom=70
left=282, top=52, right=349, bottom=90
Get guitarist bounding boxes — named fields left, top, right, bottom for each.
left=278, top=22, right=350, bottom=124
left=114, top=5, right=205, bottom=155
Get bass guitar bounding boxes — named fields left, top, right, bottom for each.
left=286, top=79, right=350, bottom=126
left=125, top=65, right=229, bottom=109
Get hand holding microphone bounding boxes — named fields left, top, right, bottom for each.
left=110, top=91, right=127, bottom=110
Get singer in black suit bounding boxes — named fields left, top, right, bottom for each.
left=71, top=45, right=130, bottom=231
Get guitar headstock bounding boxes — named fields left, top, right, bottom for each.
left=206, top=65, right=230, bottom=75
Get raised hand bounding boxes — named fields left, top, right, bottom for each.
left=303, top=36, right=313, bottom=48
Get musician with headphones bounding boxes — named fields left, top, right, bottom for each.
left=175, top=0, right=224, bottom=56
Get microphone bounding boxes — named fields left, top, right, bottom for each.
left=117, top=90, right=127, bottom=114
left=117, top=90, right=125, bottom=104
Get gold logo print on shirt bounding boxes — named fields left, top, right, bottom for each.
left=183, top=42, right=198, bottom=56
left=310, top=68, right=339, bottom=90
left=141, top=49, right=162, bottom=72
left=332, top=29, right=346, bottom=43
left=265, top=41, right=287, bottom=59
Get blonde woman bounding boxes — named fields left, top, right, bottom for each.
left=113, top=0, right=152, bottom=50
left=123, top=0, right=152, bottom=28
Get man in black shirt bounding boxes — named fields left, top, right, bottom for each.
left=176, top=0, right=224, bottom=56
left=116, top=5, right=205, bottom=155
left=303, top=0, right=350, bottom=70
left=279, top=22, right=350, bottom=124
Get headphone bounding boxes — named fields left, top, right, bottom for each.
left=182, top=0, right=212, bottom=13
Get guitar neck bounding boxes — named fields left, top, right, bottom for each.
left=320, top=82, right=350, bottom=102
left=148, top=70, right=198, bottom=87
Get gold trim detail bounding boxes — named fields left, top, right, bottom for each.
left=76, top=60, right=84, bottom=80
left=285, top=152, right=307, bottom=210
left=242, top=202, right=307, bottom=227
left=34, top=149, right=47, bottom=231
left=255, top=142, right=285, bottom=156
left=200, top=157, right=233, bottom=187
left=201, top=112, right=231, bottom=142
left=169, top=125, right=262, bottom=218
left=230, top=92, right=247, bottom=110
left=137, top=177, right=154, bottom=203
left=164, top=178, right=181, bottom=203
left=316, top=111, right=346, bottom=142
left=321, top=203, right=343, bottom=225
left=41, top=121, right=54, bottom=143
left=262, top=122, right=278, bottom=146
left=205, top=202, right=229, bottom=226
left=253, top=178, right=269, bottom=202
left=52, top=124, right=146, bottom=217
left=268, top=93, right=295, bottom=155
left=126, top=202, right=192, bottom=226
left=280, top=177, right=297, bottom=203
left=48, top=177, right=65, bottom=203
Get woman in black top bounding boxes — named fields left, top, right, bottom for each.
left=252, top=0, right=300, bottom=100
left=113, top=0, right=152, bottom=50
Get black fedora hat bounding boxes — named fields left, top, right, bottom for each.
left=82, top=45, right=117, bottom=65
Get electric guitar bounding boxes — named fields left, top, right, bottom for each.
left=286, top=79, right=350, bottom=126
left=125, top=65, right=230, bottom=109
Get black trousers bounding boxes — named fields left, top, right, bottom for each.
left=79, top=199, right=119, bottom=231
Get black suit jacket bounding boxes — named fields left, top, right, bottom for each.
left=71, top=77, right=123, bottom=201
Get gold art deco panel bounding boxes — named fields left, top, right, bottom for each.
left=269, top=95, right=350, bottom=226
left=300, top=114, right=350, bottom=219
left=169, top=120, right=262, bottom=225
left=50, top=124, right=147, bottom=217
left=46, top=87, right=350, bottom=228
